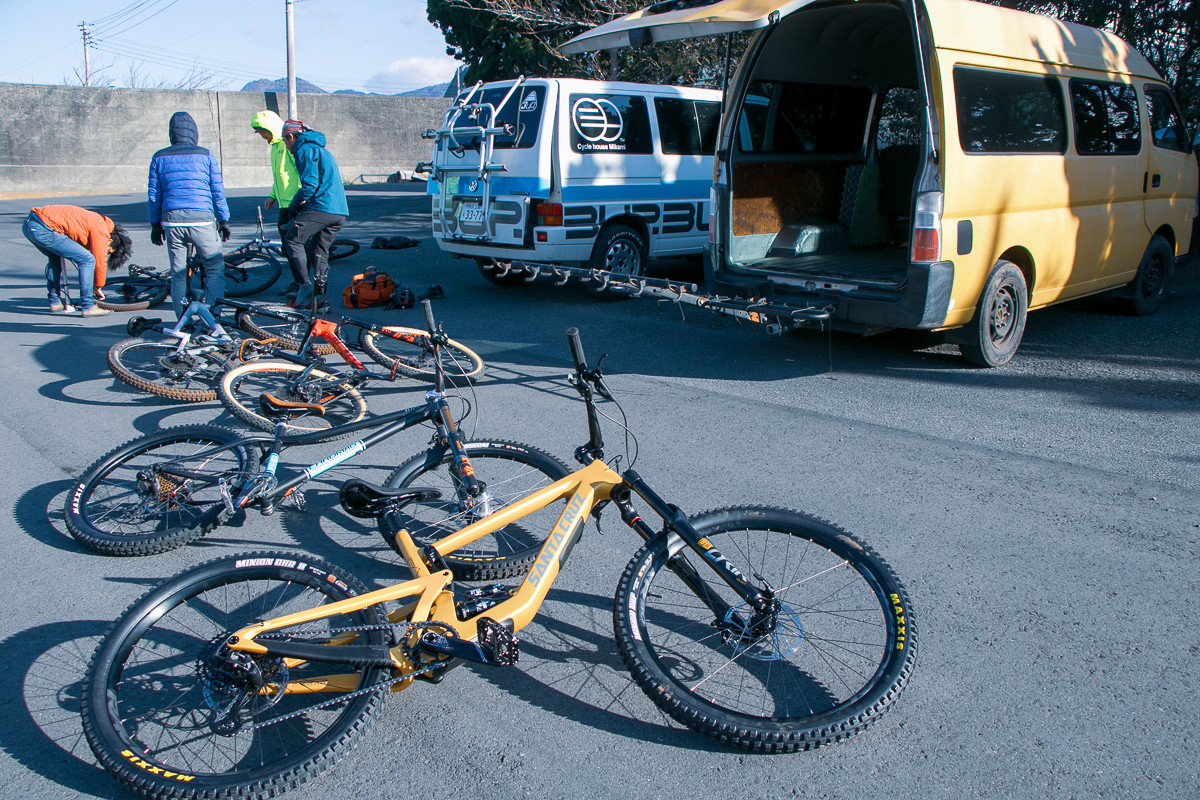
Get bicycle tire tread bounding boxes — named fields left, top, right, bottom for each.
left=106, top=338, right=220, bottom=402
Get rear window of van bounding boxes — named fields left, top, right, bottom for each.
left=451, top=85, right=546, bottom=150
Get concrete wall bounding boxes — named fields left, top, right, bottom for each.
left=0, top=82, right=449, bottom=198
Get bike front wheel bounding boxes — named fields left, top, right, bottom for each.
left=107, top=337, right=239, bottom=402
left=96, top=278, right=170, bottom=311
left=237, top=303, right=337, bottom=354
left=82, top=552, right=388, bottom=800
left=222, top=252, right=283, bottom=297
left=614, top=506, right=916, bottom=752
left=384, top=440, right=570, bottom=580
left=218, top=360, right=369, bottom=440
left=358, top=326, right=483, bottom=383
left=328, top=238, right=360, bottom=261
left=64, top=425, right=259, bottom=556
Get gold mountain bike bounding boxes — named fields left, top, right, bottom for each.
left=81, top=328, right=918, bottom=800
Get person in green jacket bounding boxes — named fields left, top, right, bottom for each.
left=251, top=109, right=302, bottom=296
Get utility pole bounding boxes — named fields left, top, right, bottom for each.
left=78, top=21, right=92, bottom=86
left=285, top=0, right=297, bottom=119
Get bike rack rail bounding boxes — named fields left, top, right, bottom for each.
left=486, top=259, right=835, bottom=332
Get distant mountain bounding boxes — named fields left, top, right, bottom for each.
left=398, top=83, right=449, bottom=97
left=240, top=77, right=327, bottom=93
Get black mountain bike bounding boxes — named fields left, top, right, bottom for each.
left=66, top=301, right=565, bottom=564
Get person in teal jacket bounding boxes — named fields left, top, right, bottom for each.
left=251, top=110, right=302, bottom=294
left=280, top=119, right=349, bottom=310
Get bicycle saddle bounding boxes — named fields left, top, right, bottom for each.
left=338, top=478, right=442, bottom=518
left=259, top=393, right=326, bottom=417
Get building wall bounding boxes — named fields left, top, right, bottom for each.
left=0, top=82, right=448, bottom=198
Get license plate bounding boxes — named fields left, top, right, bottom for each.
left=458, top=204, right=485, bottom=224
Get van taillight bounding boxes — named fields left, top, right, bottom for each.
left=910, top=192, right=943, bottom=262
left=536, top=203, right=562, bottom=226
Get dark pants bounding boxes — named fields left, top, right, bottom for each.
left=276, top=205, right=300, bottom=282
left=283, top=208, right=345, bottom=303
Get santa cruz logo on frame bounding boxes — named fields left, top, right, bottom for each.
left=572, top=97, right=625, bottom=151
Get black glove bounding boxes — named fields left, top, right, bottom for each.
left=217, top=221, right=231, bottom=242
left=150, top=223, right=164, bottom=247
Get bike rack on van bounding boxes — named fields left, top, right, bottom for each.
left=488, top=259, right=835, bottom=333
left=420, top=77, right=527, bottom=245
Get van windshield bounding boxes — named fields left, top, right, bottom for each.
left=450, top=85, right=546, bottom=150
left=739, top=81, right=872, bottom=155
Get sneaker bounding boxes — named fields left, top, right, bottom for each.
left=278, top=282, right=299, bottom=297
left=287, top=298, right=331, bottom=313
left=49, top=302, right=65, bottom=313
left=81, top=306, right=113, bottom=317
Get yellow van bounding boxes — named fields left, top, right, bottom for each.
left=565, top=0, right=1198, bottom=365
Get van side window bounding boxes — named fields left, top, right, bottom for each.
left=568, top=94, right=653, bottom=155
left=739, top=81, right=871, bottom=155
left=1144, top=87, right=1189, bottom=152
left=655, top=98, right=721, bottom=155
left=876, top=87, right=923, bottom=149
left=1070, top=79, right=1140, bottom=155
left=953, top=67, right=1066, bottom=154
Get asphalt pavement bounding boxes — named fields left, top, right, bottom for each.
left=1, top=185, right=1197, bottom=800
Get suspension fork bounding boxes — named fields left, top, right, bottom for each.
left=428, top=391, right=486, bottom=500
left=618, top=470, right=776, bottom=617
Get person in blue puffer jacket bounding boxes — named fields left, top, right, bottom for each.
left=280, top=119, right=349, bottom=310
left=147, top=111, right=232, bottom=319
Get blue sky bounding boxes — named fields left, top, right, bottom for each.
left=0, top=0, right=461, bottom=93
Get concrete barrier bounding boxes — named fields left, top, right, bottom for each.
left=0, top=82, right=449, bottom=199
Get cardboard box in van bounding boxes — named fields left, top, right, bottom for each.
left=565, top=0, right=1198, bottom=365
left=426, top=78, right=721, bottom=294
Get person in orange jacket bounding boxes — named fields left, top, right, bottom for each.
left=22, top=204, right=133, bottom=316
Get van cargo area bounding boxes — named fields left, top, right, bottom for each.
left=722, top=1, right=920, bottom=291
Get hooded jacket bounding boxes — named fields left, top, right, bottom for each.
left=31, top=205, right=115, bottom=288
left=291, top=129, right=349, bottom=217
left=251, top=110, right=300, bottom=209
left=147, top=111, right=231, bottom=224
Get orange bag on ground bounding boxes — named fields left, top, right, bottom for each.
left=342, top=269, right=396, bottom=308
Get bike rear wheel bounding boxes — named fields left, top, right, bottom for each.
left=64, top=425, right=259, bottom=556
left=614, top=506, right=916, bottom=752
left=221, top=252, right=283, bottom=297
left=358, top=326, right=483, bottom=383
left=217, top=360, right=369, bottom=441
left=107, top=337, right=239, bottom=402
left=384, top=440, right=570, bottom=580
left=237, top=303, right=337, bottom=354
left=82, top=552, right=387, bottom=800
left=328, top=238, right=360, bottom=261
left=96, top=278, right=170, bottom=311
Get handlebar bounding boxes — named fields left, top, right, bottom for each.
left=422, top=298, right=437, bottom=335
left=566, top=327, right=587, bottom=373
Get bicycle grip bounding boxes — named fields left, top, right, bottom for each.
left=566, top=327, right=587, bottom=371
left=422, top=298, right=436, bottom=333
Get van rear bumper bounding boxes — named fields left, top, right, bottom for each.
left=707, top=260, right=956, bottom=331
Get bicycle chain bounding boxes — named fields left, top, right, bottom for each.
left=245, top=620, right=458, bottom=731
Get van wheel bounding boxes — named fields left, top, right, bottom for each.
left=477, top=258, right=527, bottom=287
left=1125, top=235, right=1173, bottom=316
left=960, top=260, right=1027, bottom=368
left=586, top=225, right=647, bottom=299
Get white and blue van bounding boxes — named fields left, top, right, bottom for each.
left=426, top=78, right=722, bottom=289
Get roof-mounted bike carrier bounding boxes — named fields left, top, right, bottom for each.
left=489, top=259, right=834, bottom=333
left=417, top=76, right=526, bottom=245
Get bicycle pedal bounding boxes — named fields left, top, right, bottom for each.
left=287, top=490, right=307, bottom=511
left=418, top=618, right=518, bottom=667
left=477, top=617, right=519, bottom=666
left=218, top=479, right=235, bottom=514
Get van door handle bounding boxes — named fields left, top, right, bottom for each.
left=1152, top=173, right=1162, bottom=188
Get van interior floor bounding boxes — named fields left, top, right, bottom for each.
left=753, top=246, right=909, bottom=287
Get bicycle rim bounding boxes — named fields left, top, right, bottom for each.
left=64, top=426, right=258, bottom=556
left=614, top=507, right=915, bottom=751
left=107, top=338, right=236, bottom=402
left=82, top=553, right=387, bottom=800
left=221, top=253, right=282, bottom=297
left=383, top=441, right=570, bottom=580
left=217, top=361, right=369, bottom=440
left=359, top=327, right=483, bottom=383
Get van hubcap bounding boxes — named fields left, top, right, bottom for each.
left=990, top=287, right=1016, bottom=341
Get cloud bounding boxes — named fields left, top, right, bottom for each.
left=365, top=55, right=460, bottom=93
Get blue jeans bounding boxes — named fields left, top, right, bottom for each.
left=22, top=213, right=97, bottom=310
left=165, top=219, right=225, bottom=319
